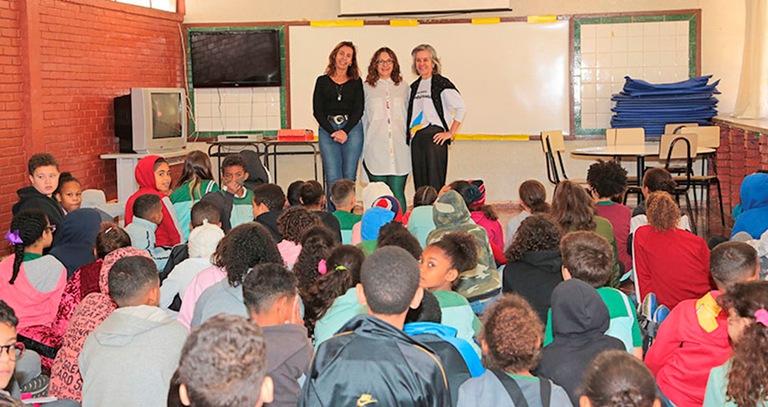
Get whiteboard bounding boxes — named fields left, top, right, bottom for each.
left=289, top=21, right=570, bottom=136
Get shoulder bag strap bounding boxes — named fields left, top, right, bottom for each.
left=539, top=376, right=551, bottom=407
left=490, top=369, right=528, bottom=407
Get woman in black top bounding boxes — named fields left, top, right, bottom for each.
left=312, top=41, right=364, bottom=212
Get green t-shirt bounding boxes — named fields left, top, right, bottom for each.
left=333, top=210, right=362, bottom=230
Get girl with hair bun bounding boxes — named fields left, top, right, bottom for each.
left=305, top=244, right=365, bottom=343
left=630, top=167, right=692, bottom=235
left=581, top=350, right=660, bottom=407
left=705, top=281, right=768, bottom=407
left=421, top=231, right=482, bottom=356
left=0, top=209, right=66, bottom=331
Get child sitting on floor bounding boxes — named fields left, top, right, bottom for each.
left=456, top=293, right=572, bottom=407
left=160, top=222, right=224, bottom=311
left=200, top=153, right=253, bottom=232
left=420, top=232, right=482, bottom=357
left=243, top=263, right=312, bottom=407
left=124, top=194, right=171, bottom=271
left=405, top=185, right=437, bottom=248
left=505, top=180, right=550, bottom=250
left=79, top=255, right=187, bottom=407
left=252, top=183, right=287, bottom=243
left=704, top=280, right=768, bottom=407
left=330, top=179, right=361, bottom=244
left=13, top=153, right=64, bottom=231
left=124, top=155, right=182, bottom=247
left=276, top=206, right=321, bottom=270
left=170, top=150, right=219, bottom=241
left=543, top=231, right=643, bottom=359
left=646, top=242, right=759, bottom=407
left=306, top=245, right=365, bottom=346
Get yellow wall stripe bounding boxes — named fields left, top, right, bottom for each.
left=471, top=17, right=501, bottom=25
left=310, top=20, right=364, bottom=27
left=455, top=134, right=530, bottom=141
left=390, top=19, right=418, bottom=27
left=527, top=15, right=557, bottom=23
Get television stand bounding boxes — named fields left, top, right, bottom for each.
left=100, top=149, right=189, bottom=204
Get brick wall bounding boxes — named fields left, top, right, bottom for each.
left=714, top=122, right=768, bottom=229
left=1, top=0, right=184, bottom=251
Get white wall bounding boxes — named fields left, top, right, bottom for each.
left=183, top=0, right=745, bottom=202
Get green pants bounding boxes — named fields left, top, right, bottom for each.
left=364, top=163, right=408, bottom=211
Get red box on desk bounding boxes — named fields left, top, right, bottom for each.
left=277, top=129, right=315, bottom=141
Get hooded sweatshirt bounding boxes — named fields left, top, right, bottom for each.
left=124, top=155, right=183, bottom=247
left=426, top=190, right=500, bottom=301
left=300, top=314, right=450, bottom=407
left=502, top=250, right=563, bottom=323
left=49, top=247, right=151, bottom=402
left=536, top=279, right=625, bottom=405
left=79, top=305, right=188, bottom=407
left=49, top=208, right=102, bottom=279
left=732, top=172, right=768, bottom=238
left=13, top=186, right=64, bottom=231
left=263, top=324, right=313, bottom=407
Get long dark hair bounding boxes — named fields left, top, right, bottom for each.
left=177, top=151, right=214, bottom=200
left=505, top=215, right=561, bottom=263
left=293, top=226, right=337, bottom=297
left=519, top=180, right=550, bottom=213
left=719, top=281, right=768, bottom=407
left=365, top=47, right=402, bottom=86
left=304, top=245, right=364, bottom=336
left=212, top=223, right=282, bottom=287
left=8, top=210, right=48, bottom=285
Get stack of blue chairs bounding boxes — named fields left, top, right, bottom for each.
left=610, top=75, right=719, bottom=137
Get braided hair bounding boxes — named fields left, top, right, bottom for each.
left=8, top=209, right=48, bottom=285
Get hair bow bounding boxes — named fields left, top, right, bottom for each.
left=5, top=230, right=22, bottom=245
left=754, top=308, right=768, bottom=327
left=317, top=259, right=327, bottom=275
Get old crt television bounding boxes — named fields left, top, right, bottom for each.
left=190, top=30, right=281, bottom=88
left=114, top=88, right=187, bottom=154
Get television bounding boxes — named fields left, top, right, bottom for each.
left=190, top=30, right=281, bottom=88
left=114, top=88, right=187, bottom=154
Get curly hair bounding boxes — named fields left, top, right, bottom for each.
left=719, top=281, right=768, bottom=407
left=213, top=223, right=282, bottom=287
left=587, top=159, right=628, bottom=199
left=293, top=225, right=338, bottom=297
left=325, top=41, right=360, bottom=80
left=481, top=293, right=543, bottom=373
left=643, top=167, right=677, bottom=193
left=582, top=350, right=658, bottom=407
left=377, top=221, right=422, bottom=259
left=96, top=222, right=131, bottom=259
left=303, top=245, right=365, bottom=336
left=178, top=314, right=268, bottom=407
left=519, top=180, right=550, bottom=214
left=277, top=206, right=321, bottom=243
left=505, top=215, right=561, bottom=263
left=427, top=232, right=477, bottom=291
left=550, top=181, right=596, bottom=233
left=365, top=47, right=403, bottom=86
left=8, top=209, right=49, bottom=285
left=646, top=191, right=680, bottom=232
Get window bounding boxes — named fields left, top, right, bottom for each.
left=115, top=0, right=176, bottom=12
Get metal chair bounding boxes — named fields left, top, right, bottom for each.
left=540, top=130, right=587, bottom=186
left=660, top=133, right=698, bottom=235
left=680, top=126, right=725, bottom=228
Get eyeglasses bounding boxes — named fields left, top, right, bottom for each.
left=0, top=342, right=24, bottom=361
left=45, top=225, right=56, bottom=233
left=376, top=59, right=394, bottom=65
